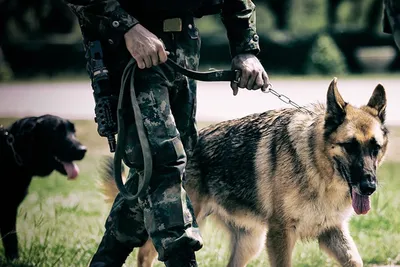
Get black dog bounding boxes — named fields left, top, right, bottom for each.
left=0, top=114, right=87, bottom=260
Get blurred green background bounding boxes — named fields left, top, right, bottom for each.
left=0, top=0, right=399, bottom=81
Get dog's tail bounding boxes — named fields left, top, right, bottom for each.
left=98, top=156, right=126, bottom=204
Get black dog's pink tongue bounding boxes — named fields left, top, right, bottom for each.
left=62, top=161, right=79, bottom=179
left=352, top=191, right=370, bottom=215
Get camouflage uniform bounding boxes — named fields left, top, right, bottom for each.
left=383, top=0, right=400, bottom=50
left=64, top=0, right=260, bottom=265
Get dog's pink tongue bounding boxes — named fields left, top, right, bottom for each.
left=62, top=162, right=79, bottom=179
left=352, top=191, right=370, bottom=215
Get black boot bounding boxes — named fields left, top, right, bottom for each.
left=89, top=234, right=133, bottom=267
left=164, top=249, right=198, bottom=267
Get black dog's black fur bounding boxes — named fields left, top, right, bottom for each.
left=0, top=114, right=87, bottom=260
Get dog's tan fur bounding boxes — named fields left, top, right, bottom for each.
left=101, top=78, right=388, bottom=267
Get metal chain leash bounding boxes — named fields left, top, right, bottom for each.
left=262, top=84, right=316, bottom=115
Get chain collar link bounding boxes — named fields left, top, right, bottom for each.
left=262, top=84, right=316, bottom=115
left=1, top=125, right=23, bottom=166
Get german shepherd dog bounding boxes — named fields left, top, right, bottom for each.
left=0, top=114, right=87, bottom=260
left=101, top=78, right=388, bottom=267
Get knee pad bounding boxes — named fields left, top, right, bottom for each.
left=122, top=123, right=144, bottom=169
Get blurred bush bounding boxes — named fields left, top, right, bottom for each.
left=0, top=62, right=13, bottom=81
left=304, top=33, right=348, bottom=75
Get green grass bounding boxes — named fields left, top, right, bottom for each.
left=0, top=118, right=399, bottom=267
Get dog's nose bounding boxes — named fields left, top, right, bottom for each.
left=359, top=175, right=376, bottom=195
left=75, top=145, right=87, bottom=160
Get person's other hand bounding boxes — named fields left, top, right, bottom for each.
left=230, top=53, right=270, bottom=96
left=124, top=24, right=169, bottom=69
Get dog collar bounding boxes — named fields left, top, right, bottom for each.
left=1, top=125, right=23, bottom=166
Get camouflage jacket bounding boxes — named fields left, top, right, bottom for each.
left=383, top=0, right=400, bottom=34
left=64, top=0, right=260, bottom=57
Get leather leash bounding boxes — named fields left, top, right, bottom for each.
left=166, top=58, right=240, bottom=82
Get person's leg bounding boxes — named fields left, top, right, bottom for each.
left=150, top=23, right=203, bottom=266
left=124, top=63, right=202, bottom=264
left=165, top=43, right=201, bottom=267
left=90, top=170, right=149, bottom=266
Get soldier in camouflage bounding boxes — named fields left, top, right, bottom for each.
left=383, top=0, right=400, bottom=50
left=64, top=0, right=270, bottom=266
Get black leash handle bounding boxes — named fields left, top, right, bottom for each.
left=166, top=58, right=240, bottom=82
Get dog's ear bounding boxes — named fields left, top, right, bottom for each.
left=326, top=77, right=346, bottom=119
left=366, top=84, right=386, bottom=123
left=327, top=77, right=346, bottom=112
left=325, top=77, right=347, bottom=137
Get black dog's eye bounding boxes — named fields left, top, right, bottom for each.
left=55, top=123, right=67, bottom=135
left=67, top=122, right=76, bottom=133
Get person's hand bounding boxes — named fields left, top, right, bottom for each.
left=230, top=53, right=270, bottom=96
left=124, top=24, right=169, bottom=69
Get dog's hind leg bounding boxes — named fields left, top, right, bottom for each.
left=318, top=226, right=363, bottom=267
left=137, top=239, right=158, bottom=267
left=0, top=206, right=19, bottom=260
left=225, top=222, right=266, bottom=267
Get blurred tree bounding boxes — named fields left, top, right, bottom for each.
left=0, top=0, right=76, bottom=41
left=253, top=0, right=383, bottom=33
left=304, top=33, right=348, bottom=75
left=0, top=0, right=78, bottom=80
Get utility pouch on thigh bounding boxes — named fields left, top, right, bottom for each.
left=122, top=122, right=145, bottom=169
left=153, top=136, right=186, bottom=167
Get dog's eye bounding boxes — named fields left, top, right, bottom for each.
left=371, top=144, right=381, bottom=157
left=369, top=139, right=381, bottom=157
left=338, top=140, right=359, bottom=153
left=55, top=123, right=66, bottom=133
left=68, top=122, right=76, bottom=133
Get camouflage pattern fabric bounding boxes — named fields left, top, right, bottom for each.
left=383, top=0, right=400, bottom=34
left=65, top=0, right=260, bottom=56
left=64, top=0, right=261, bottom=265
left=220, top=0, right=260, bottom=57
left=89, top=23, right=203, bottom=264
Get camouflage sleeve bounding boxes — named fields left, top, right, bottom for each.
left=383, top=0, right=400, bottom=33
left=64, top=0, right=139, bottom=46
left=220, top=0, right=260, bottom=57
left=383, top=0, right=400, bottom=50
left=383, top=0, right=392, bottom=33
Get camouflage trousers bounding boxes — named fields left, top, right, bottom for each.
left=91, top=18, right=203, bottom=264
